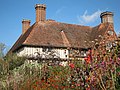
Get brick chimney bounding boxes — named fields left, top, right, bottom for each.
left=22, top=19, right=31, bottom=34
left=100, top=11, right=114, bottom=23
left=35, top=4, right=46, bottom=22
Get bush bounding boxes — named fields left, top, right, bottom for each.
left=0, top=54, right=26, bottom=79
left=0, top=43, right=6, bottom=58
left=4, top=53, right=26, bottom=70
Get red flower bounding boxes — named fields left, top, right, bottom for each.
left=32, top=85, right=37, bottom=89
left=52, top=84, right=55, bottom=87
left=36, top=81, right=39, bottom=85
left=86, top=86, right=90, bottom=90
left=85, top=55, right=91, bottom=64
left=55, top=85, right=59, bottom=89
left=41, top=77, right=45, bottom=82
left=69, top=63, right=75, bottom=68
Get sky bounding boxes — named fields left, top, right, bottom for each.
left=0, top=0, right=120, bottom=48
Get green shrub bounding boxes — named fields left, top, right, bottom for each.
left=4, top=53, right=26, bottom=70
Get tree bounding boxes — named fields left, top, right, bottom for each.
left=0, top=43, right=6, bottom=58
left=118, top=32, right=120, bottom=38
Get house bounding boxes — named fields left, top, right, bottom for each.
left=9, top=4, right=117, bottom=60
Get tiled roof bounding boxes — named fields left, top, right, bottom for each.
left=9, top=21, right=112, bottom=53
left=90, top=23, right=109, bottom=42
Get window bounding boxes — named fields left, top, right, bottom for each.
left=80, top=51, right=87, bottom=57
left=42, top=48, right=47, bottom=52
left=65, top=55, right=67, bottom=58
left=106, top=42, right=112, bottom=50
left=108, top=30, right=113, bottom=36
left=48, top=48, right=52, bottom=52
left=64, top=50, right=66, bottom=54
left=42, top=48, right=52, bottom=52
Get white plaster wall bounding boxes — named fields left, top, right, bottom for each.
left=57, top=49, right=69, bottom=59
left=17, top=46, right=69, bottom=59
left=17, top=47, right=26, bottom=56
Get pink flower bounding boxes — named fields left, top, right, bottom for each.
left=76, top=83, right=80, bottom=86
left=101, top=61, right=104, bottom=65
left=118, top=57, right=120, bottom=61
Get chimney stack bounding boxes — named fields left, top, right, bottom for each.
left=22, top=19, right=31, bottom=34
left=100, top=11, right=114, bottom=24
left=35, top=4, right=46, bottom=22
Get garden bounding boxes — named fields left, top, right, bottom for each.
left=0, top=41, right=120, bottom=90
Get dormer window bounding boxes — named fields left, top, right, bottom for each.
left=108, top=30, right=113, bottom=36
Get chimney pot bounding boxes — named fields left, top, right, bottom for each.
left=35, top=4, right=46, bottom=22
left=100, top=11, right=114, bottom=23
left=22, top=19, right=31, bottom=34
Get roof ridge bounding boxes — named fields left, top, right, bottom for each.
left=45, top=20, right=92, bottom=28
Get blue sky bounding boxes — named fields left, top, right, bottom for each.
left=0, top=0, right=120, bottom=48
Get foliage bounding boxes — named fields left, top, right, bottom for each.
left=0, top=41, right=120, bottom=90
left=0, top=43, right=6, bottom=58
left=0, top=57, right=120, bottom=90
left=0, top=53, right=26, bottom=79
left=4, top=53, right=26, bottom=70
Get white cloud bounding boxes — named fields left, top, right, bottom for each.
left=77, top=10, right=102, bottom=25
left=55, top=7, right=66, bottom=15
